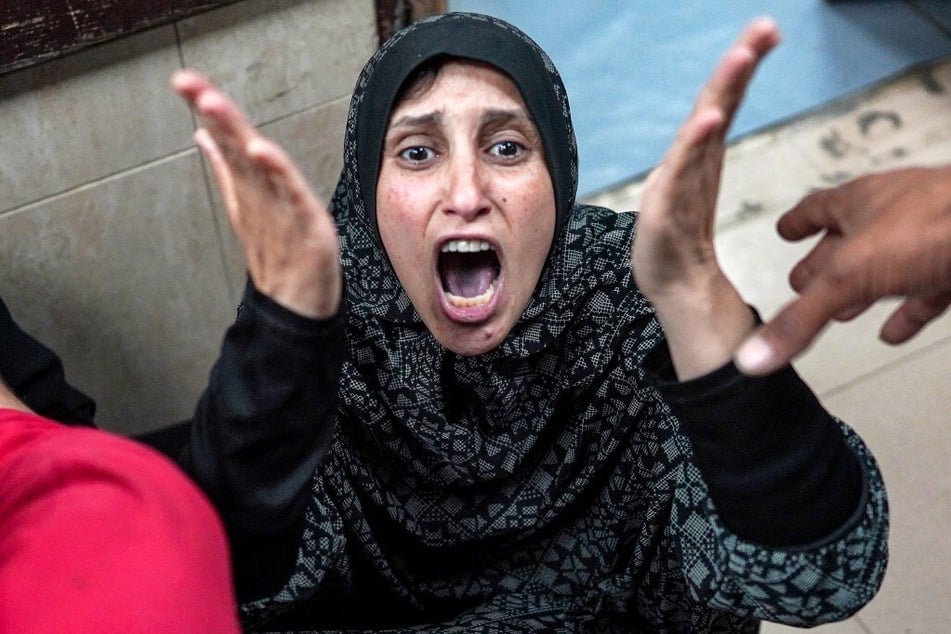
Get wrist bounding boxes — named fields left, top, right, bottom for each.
left=649, top=272, right=756, bottom=381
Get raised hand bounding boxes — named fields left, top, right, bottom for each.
left=735, top=165, right=951, bottom=375
left=171, top=70, right=342, bottom=319
left=632, top=18, right=781, bottom=379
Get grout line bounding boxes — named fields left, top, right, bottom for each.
left=853, top=615, right=875, bottom=634
left=0, top=148, right=197, bottom=218
left=817, top=332, right=951, bottom=400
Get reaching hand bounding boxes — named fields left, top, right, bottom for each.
left=632, top=18, right=780, bottom=379
left=171, top=70, right=342, bottom=319
left=735, top=165, right=951, bottom=375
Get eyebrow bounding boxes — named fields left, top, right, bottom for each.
left=387, top=108, right=533, bottom=131
left=479, top=108, right=534, bottom=128
left=388, top=111, right=443, bottom=131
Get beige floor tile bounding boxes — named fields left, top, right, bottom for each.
left=761, top=616, right=868, bottom=633
left=820, top=339, right=951, bottom=633
left=784, top=58, right=951, bottom=187
left=178, top=0, right=376, bottom=126
left=0, top=153, right=234, bottom=434
left=0, top=26, right=191, bottom=213
left=583, top=126, right=822, bottom=230
left=716, top=130, right=822, bottom=232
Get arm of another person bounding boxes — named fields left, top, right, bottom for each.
left=735, top=165, right=951, bottom=376
left=171, top=71, right=345, bottom=601
left=631, top=18, right=887, bottom=624
left=0, top=295, right=95, bottom=425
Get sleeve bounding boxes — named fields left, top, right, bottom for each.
left=645, top=347, right=862, bottom=546
left=643, top=341, right=889, bottom=625
left=0, top=296, right=95, bottom=426
left=180, top=281, right=346, bottom=601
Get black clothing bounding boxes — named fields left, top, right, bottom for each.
left=183, top=12, right=887, bottom=632
left=0, top=296, right=95, bottom=426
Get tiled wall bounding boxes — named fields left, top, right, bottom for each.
left=0, top=0, right=377, bottom=435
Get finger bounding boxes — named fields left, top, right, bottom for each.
left=734, top=278, right=848, bottom=375
left=833, top=300, right=873, bottom=322
left=693, top=18, right=781, bottom=125
left=777, top=184, right=853, bottom=241
left=174, top=70, right=248, bottom=180
left=194, top=128, right=240, bottom=217
left=172, top=69, right=247, bottom=134
left=658, top=19, right=779, bottom=176
left=652, top=108, right=725, bottom=194
left=170, top=69, right=214, bottom=105
left=879, top=292, right=951, bottom=344
left=173, top=70, right=260, bottom=167
left=246, top=137, right=310, bottom=203
left=192, top=89, right=259, bottom=160
left=787, top=233, right=842, bottom=292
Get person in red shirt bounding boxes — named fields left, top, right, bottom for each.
left=0, top=377, right=240, bottom=633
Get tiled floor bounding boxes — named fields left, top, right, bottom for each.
left=585, top=57, right=951, bottom=632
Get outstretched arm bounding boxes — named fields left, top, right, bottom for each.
left=735, top=165, right=951, bottom=375
left=633, top=18, right=780, bottom=380
left=172, top=71, right=346, bottom=601
left=633, top=23, right=887, bottom=623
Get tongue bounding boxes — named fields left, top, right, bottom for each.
left=441, top=252, right=498, bottom=298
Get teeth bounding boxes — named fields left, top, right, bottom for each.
left=446, top=280, right=498, bottom=307
left=441, top=239, right=493, bottom=253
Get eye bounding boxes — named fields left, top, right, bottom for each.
left=399, top=146, right=436, bottom=163
left=488, top=140, right=525, bottom=160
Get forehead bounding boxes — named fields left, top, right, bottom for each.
left=388, top=60, right=530, bottom=120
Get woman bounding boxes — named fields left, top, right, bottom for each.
left=174, top=12, right=887, bottom=631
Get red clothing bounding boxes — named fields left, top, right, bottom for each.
left=0, top=409, right=239, bottom=633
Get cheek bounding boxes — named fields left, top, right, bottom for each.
left=510, top=173, right=556, bottom=239
left=378, top=184, right=424, bottom=274
left=378, top=184, right=413, bottom=225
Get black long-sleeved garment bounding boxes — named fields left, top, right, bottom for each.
left=181, top=286, right=345, bottom=600
left=0, top=296, right=95, bottom=426
left=183, top=264, right=884, bottom=631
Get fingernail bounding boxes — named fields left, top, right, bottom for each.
left=735, top=336, right=774, bottom=375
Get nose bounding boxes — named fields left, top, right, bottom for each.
left=444, top=152, right=490, bottom=221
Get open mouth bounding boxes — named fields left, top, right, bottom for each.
left=438, top=239, right=501, bottom=307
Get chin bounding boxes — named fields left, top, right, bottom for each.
left=434, top=323, right=507, bottom=357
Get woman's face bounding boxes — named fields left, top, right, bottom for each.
left=377, top=60, right=556, bottom=356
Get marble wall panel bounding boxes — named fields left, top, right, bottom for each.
left=0, top=26, right=192, bottom=213
left=178, top=0, right=377, bottom=126
left=0, top=152, right=234, bottom=435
